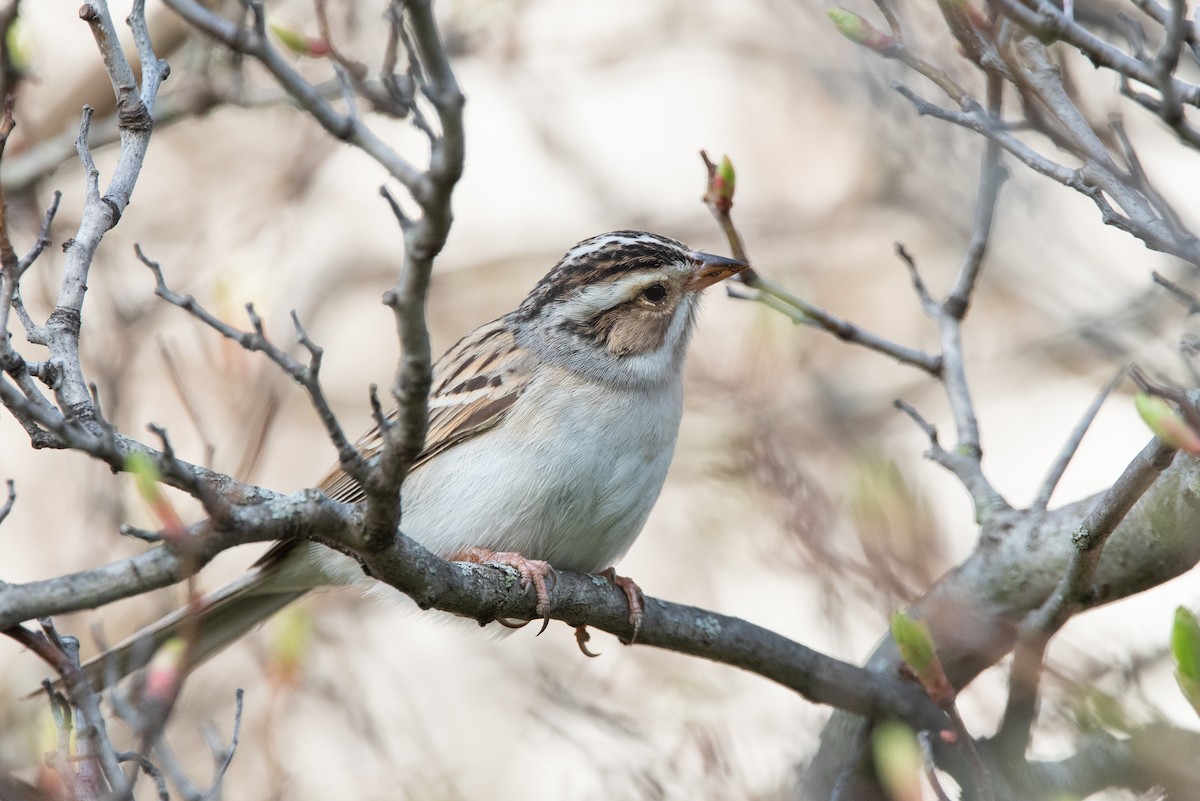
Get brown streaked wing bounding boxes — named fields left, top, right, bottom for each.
left=314, top=318, right=528, bottom=506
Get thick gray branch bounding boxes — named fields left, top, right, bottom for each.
left=804, top=450, right=1200, bottom=795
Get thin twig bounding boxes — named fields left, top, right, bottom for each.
left=116, top=751, right=169, bottom=801
left=158, top=339, right=216, bottom=469
left=1031, top=368, right=1128, bottom=510
left=697, top=152, right=942, bottom=376
left=135, top=244, right=368, bottom=486
left=0, top=478, right=12, bottom=526
left=1153, top=271, right=1200, bottom=314
left=945, top=72, right=1007, bottom=320
left=918, top=731, right=954, bottom=801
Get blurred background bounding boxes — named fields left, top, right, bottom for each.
left=2, top=0, right=1199, bottom=798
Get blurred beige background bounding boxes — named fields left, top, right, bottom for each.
left=2, top=1, right=1199, bottom=798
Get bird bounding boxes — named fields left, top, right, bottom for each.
left=84, top=230, right=747, bottom=684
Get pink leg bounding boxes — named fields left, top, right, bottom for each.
left=600, top=567, right=645, bottom=643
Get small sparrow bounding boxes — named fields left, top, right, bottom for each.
left=91, top=231, right=746, bottom=679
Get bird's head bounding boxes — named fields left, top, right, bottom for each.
left=514, top=231, right=747, bottom=388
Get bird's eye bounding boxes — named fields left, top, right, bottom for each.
left=640, top=283, right=668, bottom=304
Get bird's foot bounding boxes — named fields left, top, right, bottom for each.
left=600, top=567, right=645, bottom=643
left=453, top=547, right=557, bottom=634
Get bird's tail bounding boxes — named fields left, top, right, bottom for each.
left=75, top=543, right=330, bottom=692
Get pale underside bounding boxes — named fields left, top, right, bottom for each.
left=270, top=313, right=684, bottom=591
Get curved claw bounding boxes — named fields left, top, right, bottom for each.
left=600, top=567, right=645, bottom=643
left=575, top=625, right=601, bottom=658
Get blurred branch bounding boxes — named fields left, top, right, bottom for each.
left=136, top=245, right=369, bottom=489
left=988, top=0, right=1200, bottom=106
left=4, top=620, right=129, bottom=798
left=1154, top=270, right=1200, bottom=314
left=810, top=0, right=1200, bottom=787
left=162, top=0, right=425, bottom=190
left=7, top=617, right=246, bottom=801
left=2, top=78, right=347, bottom=193
left=0, top=478, right=12, bottom=526
left=1005, top=724, right=1200, bottom=796
left=807, top=451, right=1200, bottom=794
left=946, top=73, right=1007, bottom=319
left=995, top=437, right=1176, bottom=760
left=893, top=82, right=1200, bottom=267
left=894, top=243, right=1008, bottom=517
left=1031, top=367, right=1127, bottom=510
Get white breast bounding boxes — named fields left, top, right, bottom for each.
left=398, top=367, right=684, bottom=573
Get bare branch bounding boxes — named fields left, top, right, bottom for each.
left=1153, top=270, right=1200, bottom=314
left=118, top=752, right=169, bottom=801
left=698, top=152, right=942, bottom=375
left=1032, top=368, right=1128, bottom=510
left=0, top=478, right=13, bottom=526
left=989, top=0, right=1200, bottom=107
left=945, top=73, right=1007, bottom=320
left=41, top=0, right=166, bottom=443
left=893, top=83, right=1200, bottom=266
left=896, top=244, right=1007, bottom=516
left=135, top=245, right=368, bottom=487
left=4, top=620, right=129, bottom=796
left=366, top=0, right=466, bottom=549
left=162, top=0, right=424, bottom=191
left=997, top=437, right=1177, bottom=760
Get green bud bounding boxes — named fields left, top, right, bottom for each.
left=891, top=611, right=934, bottom=672
left=268, top=606, right=314, bottom=686
left=826, top=9, right=898, bottom=55
left=715, top=155, right=735, bottom=200
left=143, top=637, right=187, bottom=704
left=124, top=451, right=162, bottom=506
left=872, top=721, right=923, bottom=801
left=6, top=13, right=29, bottom=72
left=269, top=21, right=332, bottom=58
left=1173, top=606, right=1200, bottom=714
left=1135, top=393, right=1200, bottom=454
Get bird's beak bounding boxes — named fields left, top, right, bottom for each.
left=685, top=251, right=748, bottom=291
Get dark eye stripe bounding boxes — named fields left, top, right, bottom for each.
left=515, top=232, right=689, bottom=320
